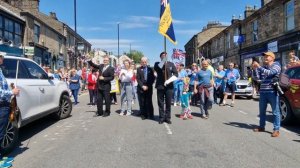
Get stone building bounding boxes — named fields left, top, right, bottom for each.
left=196, top=0, right=300, bottom=77
left=184, top=21, right=227, bottom=66
left=0, top=0, right=91, bottom=69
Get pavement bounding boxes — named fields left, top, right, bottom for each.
left=8, top=91, right=300, bottom=168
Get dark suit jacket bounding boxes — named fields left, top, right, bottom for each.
left=154, top=61, right=178, bottom=90
left=136, top=66, right=155, bottom=93
left=88, top=61, right=114, bottom=91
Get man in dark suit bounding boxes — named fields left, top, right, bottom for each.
left=154, top=52, right=178, bottom=124
left=137, top=57, right=155, bottom=120
left=88, top=56, right=114, bottom=117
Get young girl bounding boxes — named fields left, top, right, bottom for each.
left=180, top=78, right=193, bottom=120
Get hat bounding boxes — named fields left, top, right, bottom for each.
left=263, top=51, right=275, bottom=59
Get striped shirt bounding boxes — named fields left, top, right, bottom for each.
left=258, top=62, right=281, bottom=93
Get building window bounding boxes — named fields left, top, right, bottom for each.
left=285, top=0, right=295, bottom=31
left=226, top=33, right=230, bottom=49
left=0, top=15, right=3, bottom=38
left=4, top=18, right=13, bottom=42
left=14, top=22, right=22, bottom=45
left=252, top=20, right=258, bottom=42
left=234, top=27, right=239, bottom=46
left=58, top=36, right=63, bottom=53
left=34, top=24, right=40, bottom=43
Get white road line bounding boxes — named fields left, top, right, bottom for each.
left=239, top=110, right=248, bottom=115
left=164, top=123, right=173, bottom=135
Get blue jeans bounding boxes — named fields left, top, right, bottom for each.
left=0, top=105, right=10, bottom=145
left=121, top=82, right=133, bottom=113
left=71, top=89, right=79, bottom=104
left=174, top=83, right=183, bottom=103
left=259, top=92, right=280, bottom=131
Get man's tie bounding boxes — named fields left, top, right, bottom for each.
left=143, top=67, right=147, bottom=81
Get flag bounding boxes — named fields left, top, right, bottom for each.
left=158, top=0, right=177, bottom=45
left=172, top=48, right=185, bottom=59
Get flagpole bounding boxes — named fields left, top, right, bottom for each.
left=164, top=37, right=167, bottom=80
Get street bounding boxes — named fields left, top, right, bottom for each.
left=9, top=92, right=300, bottom=168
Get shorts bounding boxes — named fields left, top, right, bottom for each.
left=225, top=83, right=236, bottom=94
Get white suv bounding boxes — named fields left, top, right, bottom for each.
left=0, top=56, right=72, bottom=154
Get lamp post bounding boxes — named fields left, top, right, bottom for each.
left=117, top=22, right=120, bottom=64
left=74, top=0, right=77, bottom=69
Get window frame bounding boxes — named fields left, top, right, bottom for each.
left=34, top=24, right=40, bottom=43
left=252, top=20, right=258, bottom=43
left=285, top=0, right=295, bottom=31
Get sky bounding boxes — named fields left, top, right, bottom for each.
left=40, top=0, right=261, bottom=65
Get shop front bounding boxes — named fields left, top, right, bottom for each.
left=240, top=45, right=267, bottom=78
left=0, top=44, right=23, bottom=56
left=277, top=31, right=300, bottom=69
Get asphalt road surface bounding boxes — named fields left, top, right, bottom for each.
left=8, top=92, right=300, bottom=168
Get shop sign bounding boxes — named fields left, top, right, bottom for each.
left=24, top=46, right=34, bottom=56
left=267, top=41, right=278, bottom=52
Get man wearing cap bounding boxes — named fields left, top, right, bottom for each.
left=0, top=54, right=20, bottom=167
left=154, top=52, right=178, bottom=124
left=252, top=51, right=281, bottom=137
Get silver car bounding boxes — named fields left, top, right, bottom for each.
left=234, top=79, right=253, bottom=99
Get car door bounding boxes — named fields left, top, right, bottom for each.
left=2, top=58, right=40, bottom=121
left=22, top=60, right=57, bottom=114
left=288, top=67, right=300, bottom=109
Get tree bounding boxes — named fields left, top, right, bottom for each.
left=126, top=50, right=144, bottom=63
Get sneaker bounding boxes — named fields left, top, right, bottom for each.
left=126, top=112, right=132, bottom=116
left=179, top=115, right=184, bottom=119
left=174, top=103, right=177, bottom=106
left=183, top=117, right=188, bottom=120
left=2, top=157, right=14, bottom=164
left=230, top=102, right=234, bottom=107
left=0, top=161, right=12, bottom=168
left=219, top=103, right=226, bottom=106
left=119, top=112, right=125, bottom=116
left=188, top=115, right=193, bottom=119
left=271, top=131, right=280, bottom=137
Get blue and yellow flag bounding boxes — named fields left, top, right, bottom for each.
left=158, top=0, right=177, bottom=45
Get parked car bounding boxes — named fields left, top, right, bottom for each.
left=279, top=64, right=300, bottom=125
left=0, top=56, right=72, bottom=154
left=226, top=79, right=253, bottom=99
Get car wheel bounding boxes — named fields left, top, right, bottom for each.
left=0, top=120, right=19, bottom=155
left=280, top=97, right=294, bottom=125
left=53, top=95, right=72, bottom=120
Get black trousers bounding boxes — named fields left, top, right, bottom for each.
left=214, top=85, right=224, bottom=104
left=88, top=89, right=97, bottom=104
left=138, top=88, right=154, bottom=118
left=110, top=92, right=117, bottom=103
left=97, top=89, right=111, bottom=115
left=157, top=88, right=173, bottom=121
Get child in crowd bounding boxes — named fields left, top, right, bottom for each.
left=180, top=78, right=193, bottom=120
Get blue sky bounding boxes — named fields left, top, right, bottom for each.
left=40, top=0, right=260, bottom=64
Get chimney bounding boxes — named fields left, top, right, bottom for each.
left=261, top=0, right=272, bottom=6
left=244, top=5, right=256, bottom=18
left=231, top=15, right=239, bottom=24
left=50, top=12, right=58, bottom=20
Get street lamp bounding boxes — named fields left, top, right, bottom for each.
left=117, top=22, right=120, bottom=64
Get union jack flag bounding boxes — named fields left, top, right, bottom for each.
left=172, top=48, right=185, bottom=59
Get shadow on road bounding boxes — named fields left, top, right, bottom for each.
left=223, top=122, right=273, bottom=134
left=9, top=116, right=59, bottom=157
left=264, top=114, right=300, bottom=135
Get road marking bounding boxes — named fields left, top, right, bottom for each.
left=239, top=110, right=248, bottom=115
left=164, top=123, right=173, bottom=135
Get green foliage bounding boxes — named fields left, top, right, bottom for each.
left=126, top=50, right=144, bottom=63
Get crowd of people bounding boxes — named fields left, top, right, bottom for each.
left=1, top=50, right=300, bottom=167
